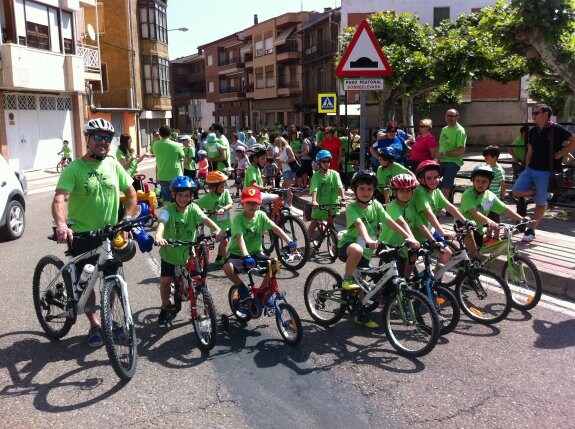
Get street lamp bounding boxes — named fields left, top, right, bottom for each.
left=168, top=27, right=189, bottom=32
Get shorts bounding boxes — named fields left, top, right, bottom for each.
left=513, top=167, right=551, bottom=206
left=261, top=192, right=274, bottom=205
left=282, top=169, right=296, bottom=180
left=432, top=231, right=448, bottom=248
left=160, top=259, right=176, bottom=277
left=440, top=162, right=461, bottom=189
left=297, top=159, right=313, bottom=177
left=338, top=243, right=371, bottom=268
left=159, top=180, right=173, bottom=202
left=226, top=253, right=270, bottom=273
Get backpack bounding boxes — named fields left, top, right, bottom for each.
left=306, top=138, right=319, bottom=160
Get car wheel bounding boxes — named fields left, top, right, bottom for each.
left=1, top=199, right=25, bottom=240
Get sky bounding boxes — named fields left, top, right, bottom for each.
left=166, top=0, right=341, bottom=60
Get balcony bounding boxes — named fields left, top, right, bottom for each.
left=302, top=40, right=336, bottom=64
left=77, top=44, right=101, bottom=80
left=276, top=42, right=299, bottom=63
left=277, top=80, right=301, bottom=97
left=219, top=86, right=246, bottom=100
left=217, top=58, right=244, bottom=75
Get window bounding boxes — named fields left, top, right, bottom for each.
left=207, top=55, right=213, bottom=66
left=265, top=65, right=274, bottom=88
left=433, top=7, right=450, bottom=27
left=255, top=67, right=264, bottom=89
left=255, top=35, right=263, bottom=57
left=62, top=11, right=73, bottom=54
left=26, top=21, right=49, bottom=50
left=91, top=63, right=109, bottom=92
left=264, top=30, right=273, bottom=54
left=143, top=55, right=170, bottom=96
left=139, top=1, right=167, bottom=44
left=208, top=81, right=214, bottom=93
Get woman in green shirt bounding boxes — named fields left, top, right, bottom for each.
left=117, top=134, right=147, bottom=179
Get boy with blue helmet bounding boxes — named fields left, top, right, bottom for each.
left=375, top=147, right=413, bottom=204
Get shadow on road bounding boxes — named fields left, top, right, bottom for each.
left=532, top=318, right=575, bottom=349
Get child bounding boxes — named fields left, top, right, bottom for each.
left=263, top=156, right=279, bottom=187
left=243, top=144, right=280, bottom=206
left=181, top=136, right=198, bottom=197
left=460, top=165, right=531, bottom=256
left=154, top=176, right=226, bottom=325
left=197, top=150, right=209, bottom=182
left=196, top=171, right=233, bottom=266
left=222, top=186, right=296, bottom=312
left=337, top=170, right=419, bottom=328
left=58, top=140, right=72, bottom=162
left=482, top=145, right=506, bottom=234
left=375, top=147, right=413, bottom=204
left=235, top=145, right=249, bottom=197
left=307, top=150, right=345, bottom=255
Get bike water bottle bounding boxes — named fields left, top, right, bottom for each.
left=77, top=264, right=95, bottom=291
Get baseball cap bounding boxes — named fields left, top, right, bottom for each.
left=207, top=133, right=218, bottom=143
left=240, top=186, right=262, bottom=204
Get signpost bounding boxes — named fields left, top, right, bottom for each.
left=335, top=20, right=393, bottom=170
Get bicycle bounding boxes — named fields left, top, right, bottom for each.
left=261, top=187, right=310, bottom=270
left=56, top=155, right=71, bottom=173
left=305, top=203, right=341, bottom=262
left=221, top=258, right=302, bottom=346
left=194, top=221, right=217, bottom=278
left=304, top=243, right=440, bottom=358
left=163, top=238, right=219, bottom=352
left=234, top=168, right=245, bottom=197
left=33, top=215, right=150, bottom=381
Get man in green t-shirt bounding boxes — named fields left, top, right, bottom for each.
left=205, top=133, right=227, bottom=172
left=212, top=123, right=230, bottom=172
left=150, top=125, right=184, bottom=204
left=438, top=109, right=467, bottom=199
left=52, top=118, right=138, bottom=348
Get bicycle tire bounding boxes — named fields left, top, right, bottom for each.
left=56, top=162, right=62, bottom=173
left=101, top=279, right=137, bottom=381
left=455, top=268, right=511, bottom=324
left=33, top=255, right=75, bottom=339
left=433, top=284, right=460, bottom=335
left=192, top=285, right=218, bottom=352
left=303, top=267, right=346, bottom=326
left=383, top=288, right=440, bottom=358
left=502, top=254, right=542, bottom=311
left=326, top=227, right=338, bottom=262
left=197, top=243, right=209, bottom=279
left=274, top=214, right=310, bottom=270
left=228, top=285, right=251, bottom=323
left=262, top=230, right=275, bottom=255
left=275, top=302, right=302, bottom=346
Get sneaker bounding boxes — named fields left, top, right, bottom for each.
left=237, top=284, right=251, bottom=303
left=547, top=192, right=554, bottom=202
left=215, top=256, right=225, bottom=266
left=522, top=228, right=535, bottom=242
left=112, top=321, right=125, bottom=339
left=354, top=316, right=379, bottom=329
left=342, top=278, right=361, bottom=291
left=87, top=326, right=103, bottom=348
left=265, top=297, right=275, bottom=308
left=158, top=307, right=176, bottom=325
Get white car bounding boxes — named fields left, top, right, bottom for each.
left=0, top=157, right=26, bottom=240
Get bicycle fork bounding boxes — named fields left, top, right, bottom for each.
left=106, top=274, right=134, bottom=327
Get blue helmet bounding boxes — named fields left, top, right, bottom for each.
left=170, top=176, right=197, bottom=192
left=377, top=146, right=400, bottom=162
left=316, top=149, right=332, bottom=162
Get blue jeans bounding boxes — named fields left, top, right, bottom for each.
left=159, top=181, right=172, bottom=202
left=440, top=162, right=461, bottom=189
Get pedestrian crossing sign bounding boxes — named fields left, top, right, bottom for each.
left=318, top=93, right=337, bottom=113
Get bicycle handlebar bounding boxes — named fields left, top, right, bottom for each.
left=48, top=215, right=152, bottom=241
left=166, top=236, right=216, bottom=248
left=268, top=187, right=305, bottom=195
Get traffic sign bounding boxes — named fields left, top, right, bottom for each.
left=318, top=93, right=337, bottom=113
left=343, top=78, right=384, bottom=91
left=335, top=20, right=393, bottom=77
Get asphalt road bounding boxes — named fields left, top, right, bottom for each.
left=1, top=181, right=574, bottom=429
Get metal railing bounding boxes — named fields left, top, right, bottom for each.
left=77, top=45, right=100, bottom=72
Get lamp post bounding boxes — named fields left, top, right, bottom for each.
left=168, top=27, right=189, bottom=32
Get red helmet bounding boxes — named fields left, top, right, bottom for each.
left=415, top=160, right=441, bottom=178
left=390, top=173, right=417, bottom=190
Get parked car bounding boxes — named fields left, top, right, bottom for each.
left=0, top=157, right=26, bottom=240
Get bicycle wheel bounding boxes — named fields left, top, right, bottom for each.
left=262, top=230, right=275, bottom=255
left=197, top=243, right=209, bottom=279
left=383, top=288, right=440, bottom=358
left=430, top=242, right=461, bottom=287
left=433, top=285, right=460, bottom=335
left=192, top=286, right=218, bottom=352
left=455, top=268, right=511, bottom=324
left=326, top=227, right=338, bottom=262
left=275, top=302, right=302, bottom=346
left=303, top=267, right=346, bottom=326
left=228, top=285, right=251, bottom=323
left=56, top=162, right=62, bottom=173
left=33, top=255, right=75, bottom=339
left=275, top=214, right=310, bottom=270
left=502, top=254, right=542, bottom=311
left=101, top=279, right=137, bottom=381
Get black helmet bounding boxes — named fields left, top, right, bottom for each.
left=351, top=169, right=378, bottom=190
left=470, top=164, right=495, bottom=181
left=247, top=144, right=267, bottom=157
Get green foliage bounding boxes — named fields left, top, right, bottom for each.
left=527, top=76, right=573, bottom=117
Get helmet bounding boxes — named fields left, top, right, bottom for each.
left=390, top=173, right=418, bottom=190
left=112, top=235, right=137, bottom=262
left=470, top=164, right=495, bottom=181
left=415, top=160, right=441, bottom=178
left=170, top=176, right=197, bottom=192
left=84, top=118, right=115, bottom=135
left=248, top=144, right=267, bottom=157
left=235, top=145, right=246, bottom=152
left=206, top=170, right=228, bottom=184
left=351, top=169, right=378, bottom=190
left=316, top=149, right=332, bottom=162
left=377, top=147, right=400, bottom=162
left=198, top=150, right=207, bottom=157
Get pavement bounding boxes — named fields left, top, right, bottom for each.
left=24, top=156, right=575, bottom=301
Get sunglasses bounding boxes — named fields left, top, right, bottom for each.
left=91, top=134, right=114, bottom=143
left=532, top=111, right=542, bottom=116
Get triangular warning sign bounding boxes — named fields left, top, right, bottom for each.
left=335, top=20, right=393, bottom=77
left=322, top=97, right=334, bottom=109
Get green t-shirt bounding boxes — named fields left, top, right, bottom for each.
left=158, top=202, right=206, bottom=266
left=439, top=123, right=466, bottom=166
left=460, top=188, right=507, bottom=235
left=489, top=163, right=505, bottom=196
left=290, top=139, right=302, bottom=154
left=339, top=136, right=354, bottom=173
left=412, top=185, right=449, bottom=239
left=379, top=199, right=419, bottom=246
left=56, top=158, right=132, bottom=232
left=244, top=164, right=262, bottom=189
left=510, top=136, right=526, bottom=162
left=183, top=146, right=196, bottom=171
left=205, top=139, right=226, bottom=172
left=309, top=169, right=342, bottom=220
left=196, top=189, right=233, bottom=230
left=116, top=148, right=138, bottom=177
left=60, top=145, right=72, bottom=158
left=151, top=139, right=184, bottom=181
left=376, top=163, right=411, bottom=194
left=228, top=210, right=274, bottom=256
left=338, top=200, right=391, bottom=260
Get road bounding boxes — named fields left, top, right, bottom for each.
left=0, top=176, right=574, bottom=429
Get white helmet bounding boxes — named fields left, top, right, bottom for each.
left=84, top=118, right=115, bottom=135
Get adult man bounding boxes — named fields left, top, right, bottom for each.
left=212, top=123, right=230, bottom=172
left=512, top=104, right=575, bottom=242
left=52, top=118, right=137, bottom=347
left=245, top=130, right=257, bottom=147
left=438, top=108, right=467, bottom=200
left=151, top=125, right=184, bottom=204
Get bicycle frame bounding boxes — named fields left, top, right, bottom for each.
left=434, top=248, right=469, bottom=281
left=351, top=259, right=402, bottom=306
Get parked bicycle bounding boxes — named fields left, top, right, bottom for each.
left=304, top=203, right=341, bottom=262
left=261, top=187, right=310, bottom=270
left=33, top=215, right=151, bottom=381
left=304, top=243, right=440, bottom=358
left=221, top=258, right=302, bottom=346
left=163, top=238, right=219, bottom=352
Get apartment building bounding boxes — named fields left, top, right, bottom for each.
left=0, top=0, right=100, bottom=170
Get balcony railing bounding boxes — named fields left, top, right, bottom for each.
left=302, top=40, right=337, bottom=63
left=276, top=41, right=298, bottom=54
left=218, top=57, right=242, bottom=67
left=220, top=86, right=245, bottom=95
left=77, top=44, right=100, bottom=72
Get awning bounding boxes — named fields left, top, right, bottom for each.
left=273, top=28, right=295, bottom=46
left=240, top=41, right=252, bottom=54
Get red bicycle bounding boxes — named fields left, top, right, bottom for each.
left=305, top=204, right=341, bottom=262
left=56, top=155, right=71, bottom=173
